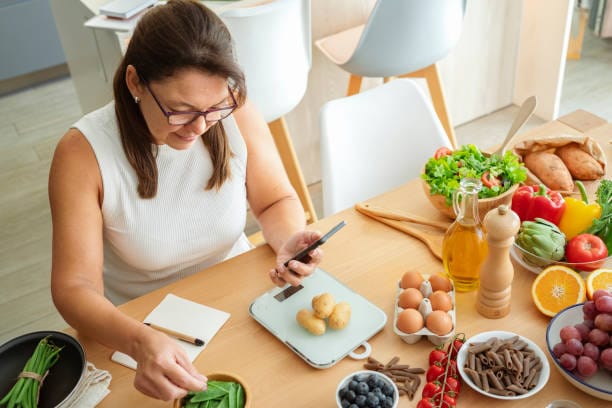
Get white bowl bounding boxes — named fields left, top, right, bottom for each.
left=336, top=370, right=399, bottom=408
left=457, top=330, right=550, bottom=400
left=546, top=303, right=612, bottom=401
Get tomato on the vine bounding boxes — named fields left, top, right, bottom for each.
left=426, top=364, right=446, bottom=383
left=444, top=376, right=461, bottom=394
left=434, top=393, right=457, bottom=407
left=422, top=381, right=442, bottom=399
left=416, top=398, right=435, bottom=408
left=448, top=336, right=465, bottom=360
left=428, top=348, right=448, bottom=366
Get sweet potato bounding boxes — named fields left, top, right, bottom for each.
left=524, top=151, right=574, bottom=191
left=555, top=143, right=605, bottom=180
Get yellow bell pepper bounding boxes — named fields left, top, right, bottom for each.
left=558, top=181, right=602, bottom=240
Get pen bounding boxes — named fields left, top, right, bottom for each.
left=145, top=323, right=205, bottom=346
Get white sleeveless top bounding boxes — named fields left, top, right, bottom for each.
left=73, top=102, right=253, bottom=305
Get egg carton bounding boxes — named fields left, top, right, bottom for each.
left=393, top=275, right=456, bottom=346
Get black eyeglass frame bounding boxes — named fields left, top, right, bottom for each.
left=143, top=81, right=238, bottom=126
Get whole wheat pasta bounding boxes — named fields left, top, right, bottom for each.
left=506, top=384, right=529, bottom=395
left=522, top=356, right=532, bottom=380
left=468, top=339, right=494, bottom=354
left=464, top=367, right=482, bottom=388
left=487, top=388, right=515, bottom=397
left=487, top=350, right=504, bottom=367
left=480, top=371, right=489, bottom=393
left=486, top=369, right=504, bottom=390
left=468, top=351, right=476, bottom=370
left=503, top=349, right=513, bottom=369
left=511, top=353, right=522, bottom=374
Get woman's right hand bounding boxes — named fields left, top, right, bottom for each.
left=132, top=327, right=207, bottom=401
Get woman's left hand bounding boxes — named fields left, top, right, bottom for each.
left=269, top=230, right=323, bottom=286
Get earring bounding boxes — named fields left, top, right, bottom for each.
left=134, top=96, right=141, bottom=104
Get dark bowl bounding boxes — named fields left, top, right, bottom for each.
left=0, top=331, right=86, bottom=408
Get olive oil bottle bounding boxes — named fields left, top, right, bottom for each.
left=442, top=178, right=488, bottom=292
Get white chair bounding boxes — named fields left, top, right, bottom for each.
left=220, top=0, right=317, bottom=229
left=320, top=79, right=452, bottom=217
left=315, top=0, right=465, bottom=149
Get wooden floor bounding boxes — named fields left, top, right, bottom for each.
left=1, top=31, right=611, bottom=345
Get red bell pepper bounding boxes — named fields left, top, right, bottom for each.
left=511, top=184, right=566, bottom=225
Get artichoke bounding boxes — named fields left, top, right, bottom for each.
left=516, top=218, right=566, bottom=267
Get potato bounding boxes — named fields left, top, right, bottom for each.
left=312, top=293, right=335, bottom=319
left=296, top=309, right=326, bottom=335
left=328, top=302, right=351, bottom=330
left=524, top=151, right=574, bottom=191
left=555, top=143, right=605, bottom=180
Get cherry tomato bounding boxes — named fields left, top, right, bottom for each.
left=422, top=381, right=442, bottom=399
left=481, top=171, right=501, bottom=188
left=428, top=349, right=448, bottom=366
left=434, top=393, right=457, bottom=407
left=416, top=398, right=434, bottom=408
left=565, top=234, right=608, bottom=267
left=444, top=376, right=461, bottom=394
left=434, top=147, right=453, bottom=159
left=448, top=336, right=465, bottom=359
left=426, top=363, right=445, bottom=382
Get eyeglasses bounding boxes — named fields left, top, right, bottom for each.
left=144, top=82, right=237, bottom=126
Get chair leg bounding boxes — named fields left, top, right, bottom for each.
left=268, top=117, right=318, bottom=224
left=401, top=64, right=458, bottom=149
left=347, top=74, right=363, bottom=96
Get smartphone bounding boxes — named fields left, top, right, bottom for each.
left=284, top=220, right=346, bottom=267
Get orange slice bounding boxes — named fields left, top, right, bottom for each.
left=531, top=265, right=586, bottom=317
left=586, top=268, right=612, bottom=300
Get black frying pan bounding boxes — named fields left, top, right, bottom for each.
left=0, top=331, right=86, bottom=408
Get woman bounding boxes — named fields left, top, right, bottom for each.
left=48, top=0, right=322, bottom=401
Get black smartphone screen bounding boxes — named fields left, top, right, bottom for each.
left=283, top=220, right=346, bottom=267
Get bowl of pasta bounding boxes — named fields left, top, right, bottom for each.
left=456, top=330, right=550, bottom=400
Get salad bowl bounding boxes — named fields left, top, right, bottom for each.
left=422, top=179, right=519, bottom=220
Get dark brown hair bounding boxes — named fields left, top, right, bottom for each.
left=113, top=0, right=246, bottom=198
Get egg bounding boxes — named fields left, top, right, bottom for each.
left=428, top=274, right=453, bottom=292
left=426, top=310, right=453, bottom=335
left=398, top=288, right=423, bottom=309
left=400, top=270, right=424, bottom=289
left=396, top=308, right=424, bottom=334
left=429, top=290, right=453, bottom=312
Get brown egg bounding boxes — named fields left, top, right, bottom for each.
left=400, top=270, right=424, bottom=289
left=396, top=308, right=424, bottom=334
left=398, top=288, right=423, bottom=309
left=428, top=274, right=453, bottom=292
left=429, top=290, right=453, bottom=312
left=426, top=310, right=453, bottom=335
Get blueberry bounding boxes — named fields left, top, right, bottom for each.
left=371, top=387, right=381, bottom=395
left=374, top=391, right=385, bottom=402
left=383, top=396, right=394, bottom=408
left=366, top=393, right=380, bottom=407
left=367, top=375, right=377, bottom=389
left=348, top=380, right=359, bottom=391
left=354, top=394, right=367, bottom=407
left=375, top=378, right=385, bottom=389
left=349, top=404, right=359, bottom=408
left=339, top=387, right=348, bottom=399
left=356, top=381, right=369, bottom=395
left=341, top=399, right=350, bottom=408
left=345, top=390, right=356, bottom=402
left=382, top=383, right=394, bottom=396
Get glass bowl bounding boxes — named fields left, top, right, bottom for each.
left=511, top=242, right=612, bottom=274
left=546, top=303, right=612, bottom=401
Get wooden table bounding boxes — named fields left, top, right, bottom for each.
left=69, top=110, right=612, bottom=407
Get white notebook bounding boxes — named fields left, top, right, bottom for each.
left=111, top=294, right=230, bottom=369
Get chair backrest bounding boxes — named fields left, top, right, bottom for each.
left=319, top=79, right=452, bottom=217
left=342, top=0, right=465, bottom=78
left=220, top=0, right=311, bottom=122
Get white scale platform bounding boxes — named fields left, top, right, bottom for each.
left=249, top=268, right=387, bottom=368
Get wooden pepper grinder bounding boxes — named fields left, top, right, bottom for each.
left=476, top=204, right=521, bottom=318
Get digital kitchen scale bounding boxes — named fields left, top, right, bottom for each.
left=249, top=268, right=387, bottom=368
